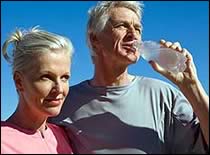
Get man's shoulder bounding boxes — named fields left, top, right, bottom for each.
left=69, top=80, right=88, bottom=90
left=136, top=76, right=180, bottom=94
left=137, top=76, right=173, bottom=88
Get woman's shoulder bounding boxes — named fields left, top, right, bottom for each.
left=1, top=121, right=16, bottom=131
left=1, top=121, right=38, bottom=137
left=47, top=122, right=63, bottom=130
left=47, top=123, right=72, bottom=146
left=47, top=122, right=67, bottom=135
left=1, top=121, right=25, bottom=144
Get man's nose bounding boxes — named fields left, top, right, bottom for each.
left=127, top=26, right=138, bottom=40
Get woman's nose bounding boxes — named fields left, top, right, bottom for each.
left=52, top=81, right=63, bottom=93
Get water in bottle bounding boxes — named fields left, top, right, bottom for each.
left=134, top=41, right=187, bottom=74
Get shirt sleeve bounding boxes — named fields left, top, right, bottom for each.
left=165, top=89, right=208, bottom=154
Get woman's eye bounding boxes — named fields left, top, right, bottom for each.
left=40, top=75, right=51, bottom=81
left=61, top=75, right=70, bottom=82
left=135, top=28, right=142, bottom=34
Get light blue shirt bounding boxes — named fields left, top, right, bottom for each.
left=50, top=76, right=207, bottom=154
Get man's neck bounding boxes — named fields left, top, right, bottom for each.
left=90, top=68, right=135, bottom=87
left=91, top=55, right=136, bottom=86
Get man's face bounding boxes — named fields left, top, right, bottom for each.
left=95, top=7, right=142, bottom=65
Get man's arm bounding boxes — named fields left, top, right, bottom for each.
left=149, top=39, right=209, bottom=146
left=178, top=78, right=209, bottom=146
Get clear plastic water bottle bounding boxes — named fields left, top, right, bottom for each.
left=134, top=40, right=187, bottom=74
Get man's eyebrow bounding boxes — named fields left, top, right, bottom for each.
left=109, top=18, right=141, bottom=26
left=108, top=18, right=142, bottom=30
left=108, top=18, right=122, bottom=24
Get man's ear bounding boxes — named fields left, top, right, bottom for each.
left=13, top=71, right=24, bottom=92
left=89, top=33, right=100, bottom=50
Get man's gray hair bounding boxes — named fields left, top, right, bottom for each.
left=87, top=1, right=144, bottom=57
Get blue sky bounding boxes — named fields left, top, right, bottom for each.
left=1, top=1, right=209, bottom=120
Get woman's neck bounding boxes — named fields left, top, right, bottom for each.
left=6, top=104, right=47, bottom=133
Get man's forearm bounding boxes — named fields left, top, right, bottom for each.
left=179, top=80, right=209, bottom=146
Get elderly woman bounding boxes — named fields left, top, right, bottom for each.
left=1, top=27, right=74, bottom=154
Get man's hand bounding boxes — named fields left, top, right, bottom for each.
left=149, top=39, right=198, bottom=88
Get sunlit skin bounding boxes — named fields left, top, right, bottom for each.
left=95, top=7, right=142, bottom=65
left=7, top=50, right=70, bottom=132
left=90, top=7, right=142, bottom=86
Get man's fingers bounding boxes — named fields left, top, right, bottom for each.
left=171, top=42, right=182, bottom=51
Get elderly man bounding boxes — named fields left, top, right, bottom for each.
left=51, top=1, right=209, bottom=154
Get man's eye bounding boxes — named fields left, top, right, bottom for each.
left=115, top=23, right=127, bottom=28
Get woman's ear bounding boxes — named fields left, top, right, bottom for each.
left=13, top=71, right=24, bottom=92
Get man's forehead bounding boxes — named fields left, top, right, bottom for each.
left=108, top=17, right=141, bottom=27
left=108, top=9, right=139, bottom=21
left=108, top=7, right=139, bottom=18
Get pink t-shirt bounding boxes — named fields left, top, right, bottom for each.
left=1, top=121, right=73, bottom=154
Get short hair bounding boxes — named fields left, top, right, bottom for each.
left=2, top=26, right=74, bottom=74
left=87, top=1, right=144, bottom=57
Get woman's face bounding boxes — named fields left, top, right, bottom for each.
left=16, top=50, right=70, bottom=117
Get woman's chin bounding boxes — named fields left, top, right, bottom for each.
left=46, top=107, right=62, bottom=117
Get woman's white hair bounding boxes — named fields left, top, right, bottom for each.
left=2, top=26, right=74, bottom=74
left=87, top=1, right=144, bottom=57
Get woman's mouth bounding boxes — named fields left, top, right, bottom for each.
left=44, top=98, right=63, bottom=106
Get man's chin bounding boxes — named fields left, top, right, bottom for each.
left=131, top=59, right=139, bottom=64
left=127, top=54, right=140, bottom=63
